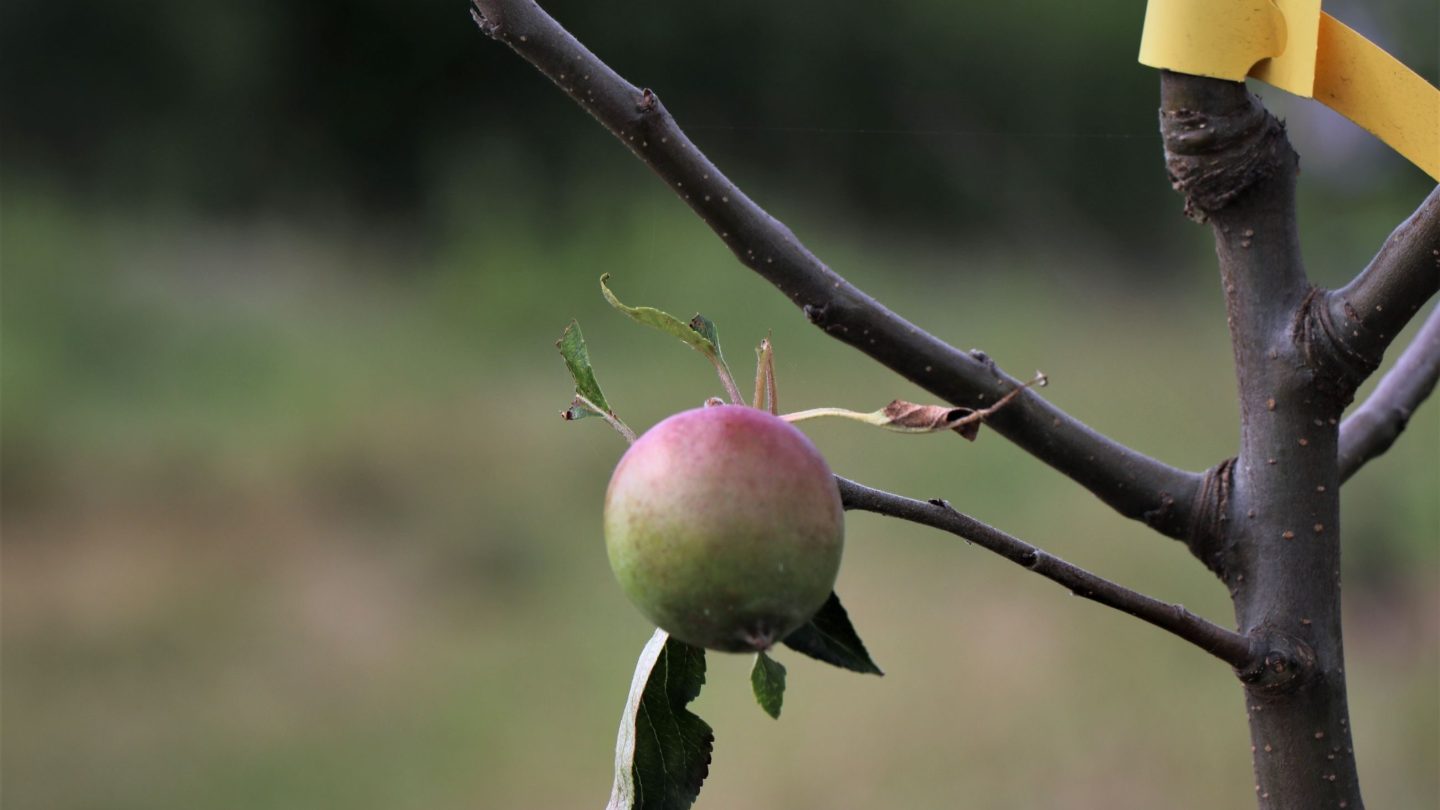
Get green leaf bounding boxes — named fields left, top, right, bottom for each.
left=556, top=320, right=611, bottom=414
left=608, top=630, right=714, bottom=810
left=750, top=651, right=787, bottom=719
left=599, top=275, right=744, bottom=403
left=782, top=592, right=884, bottom=675
left=687, top=313, right=723, bottom=359
left=561, top=397, right=603, bottom=422
left=601, top=274, right=719, bottom=358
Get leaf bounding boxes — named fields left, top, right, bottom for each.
left=601, top=274, right=720, bottom=359
left=608, top=630, right=714, bottom=810
left=750, top=651, right=787, bottom=719
left=780, top=400, right=981, bottom=440
left=556, top=320, right=611, bottom=414
left=687, top=313, right=724, bottom=360
left=880, top=400, right=980, bottom=438
left=599, top=275, right=744, bottom=403
left=562, top=396, right=603, bottom=422
left=555, top=321, right=636, bottom=441
left=781, top=592, right=884, bottom=675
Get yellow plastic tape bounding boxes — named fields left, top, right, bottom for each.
left=1138, top=0, right=1292, bottom=85
left=1139, top=0, right=1440, bottom=180
left=1250, top=0, right=1322, bottom=94
left=1314, top=15, right=1439, bottom=180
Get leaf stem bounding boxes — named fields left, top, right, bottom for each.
left=780, top=407, right=880, bottom=425
left=715, top=360, right=746, bottom=406
left=575, top=393, right=637, bottom=444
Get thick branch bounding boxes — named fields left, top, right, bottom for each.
left=836, top=476, right=1259, bottom=672
left=1323, top=186, right=1440, bottom=384
left=1339, top=303, right=1440, bottom=482
left=1159, top=73, right=1308, bottom=350
left=1162, top=72, right=1362, bottom=809
left=470, top=0, right=1204, bottom=539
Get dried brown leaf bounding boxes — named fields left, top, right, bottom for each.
left=881, top=400, right=978, bottom=433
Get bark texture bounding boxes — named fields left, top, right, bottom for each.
left=1160, top=72, right=1366, bottom=810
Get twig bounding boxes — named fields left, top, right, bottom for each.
left=1339, top=303, right=1440, bottom=482
left=467, top=0, right=1203, bottom=539
left=835, top=476, right=1258, bottom=670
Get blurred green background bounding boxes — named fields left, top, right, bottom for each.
left=2, top=0, right=1436, bottom=807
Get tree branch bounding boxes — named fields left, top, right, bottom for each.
left=469, top=0, right=1204, bottom=539
left=1339, top=303, right=1440, bottom=482
left=1323, top=186, right=1440, bottom=387
left=835, top=476, right=1258, bottom=671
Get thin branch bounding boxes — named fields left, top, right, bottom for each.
left=1339, top=303, right=1440, bottom=482
left=469, top=0, right=1204, bottom=539
left=1326, top=186, right=1440, bottom=376
left=835, top=476, right=1258, bottom=671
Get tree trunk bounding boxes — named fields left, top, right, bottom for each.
left=1159, top=72, right=1363, bottom=809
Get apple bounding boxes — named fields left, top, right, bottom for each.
left=604, top=404, right=844, bottom=652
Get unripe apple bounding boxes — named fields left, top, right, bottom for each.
left=604, top=405, right=844, bottom=652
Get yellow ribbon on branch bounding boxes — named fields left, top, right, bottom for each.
left=1139, top=0, right=1439, bottom=180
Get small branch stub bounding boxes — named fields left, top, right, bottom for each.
left=1238, top=633, right=1316, bottom=695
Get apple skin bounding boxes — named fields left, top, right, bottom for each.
left=604, top=405, right=844, bottom=652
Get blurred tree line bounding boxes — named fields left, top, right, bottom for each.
left=2, top=0, right=1434, bottom=258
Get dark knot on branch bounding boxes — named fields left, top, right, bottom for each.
left=1239, top=632, right=1316, bottom=696
left=1159, top=76, right=1295, bottom=222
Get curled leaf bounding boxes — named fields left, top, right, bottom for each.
left=687, top=313, right=724, bottom=359
left=562, top=396, right=604, bottom=422
left=779, top=371, right=1049, bottom=441
left=557, top=320, right=611, bottom=413
left=779, top=400, right=983, bottom=439
left=601, top=274, right=716, bottom=358
left=881, top=400, right=981, bottom=437
left=608, top=630, right=714, bottom=810
left=555, top=321, right=635, bottom=442
left=600, top=275, right=744, bottom=403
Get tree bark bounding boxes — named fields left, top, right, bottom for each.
left=1159, top=72, right=1361, bottom=810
